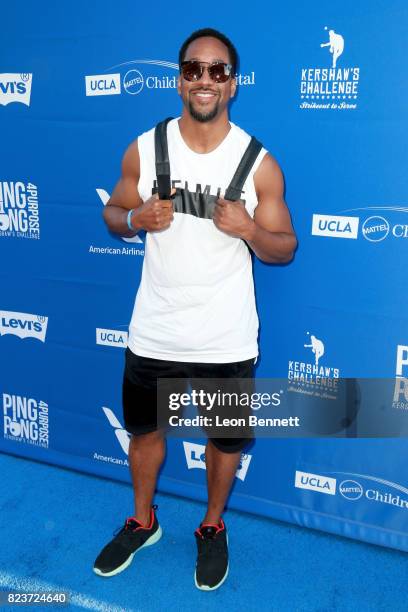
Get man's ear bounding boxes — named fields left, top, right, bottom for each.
left=230, top=77, right=237, bottom=99
left=177, top=75, right=181, bottom=95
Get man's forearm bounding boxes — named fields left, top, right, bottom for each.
left=242, top=221, right=297, bottom=264
left=103, top=205, right=141, bottom=237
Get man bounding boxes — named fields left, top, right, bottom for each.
left=320, top=29, right=344, bottom=68
left=94, top=28, right=297, bottom=590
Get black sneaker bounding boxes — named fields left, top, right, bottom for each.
left=93, top=505, right=162, bottom=577
left=194, top=518, right=229, bottom=590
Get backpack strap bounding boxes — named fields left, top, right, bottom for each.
left=154, top=117, right=173, bottom=199
left=224, top=137, right=263, bottom=201
left=154, top=120, right=262, bottom=202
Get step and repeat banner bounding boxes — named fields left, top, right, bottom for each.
left=1, top=1, right=407, bottom=551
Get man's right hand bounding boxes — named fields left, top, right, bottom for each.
left=131, top=193, right=175, bottom=232
left=102, top=140, right=176, bottom=237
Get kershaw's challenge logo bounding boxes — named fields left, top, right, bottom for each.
left=288, top=332, right=340, bottom=398
left=300, top=27, right=360, bottom=110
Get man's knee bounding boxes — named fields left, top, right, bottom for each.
left=129, top=429, right=164, bottom=449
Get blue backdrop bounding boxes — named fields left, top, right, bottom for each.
left=1, top=0, right=407, bottom=552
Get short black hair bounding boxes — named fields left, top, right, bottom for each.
left=178, top=28, right=238, bottom=75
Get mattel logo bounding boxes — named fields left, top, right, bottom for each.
left=96, top=328, right=128, bottom=348
left=312, top=214, right=359, bottom=239
left=85, top=74, right=121, bottom=96
left=295, top=470, right=336, bottom=495
left=0, top=310, right=48, bottom=342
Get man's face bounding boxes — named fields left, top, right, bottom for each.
left=177, top=36, right=236, bottom=123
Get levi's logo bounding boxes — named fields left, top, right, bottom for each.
left=0, top=310, right=48, bottom=342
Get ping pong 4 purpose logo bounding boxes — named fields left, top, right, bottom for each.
left=393, top=344, right=408, bottom=411
left=299, top=26, right=360, bottom=110
left=3, top=393, right=49, bottom=448
left=183, top=441, right=252, bottom=482
left=0, top=181, right=40, bottom=240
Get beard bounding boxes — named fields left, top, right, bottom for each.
left=188, top=99, right=219, bottom=123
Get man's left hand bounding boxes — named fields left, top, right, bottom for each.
left=213, top=197, right=255, bottom=240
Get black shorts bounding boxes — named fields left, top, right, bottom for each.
left=122, top=348, right=255, bottom=454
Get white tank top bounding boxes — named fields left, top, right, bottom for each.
left=128, top=118, right=267, bottom=363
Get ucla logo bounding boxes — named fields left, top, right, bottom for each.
left=318, top=219, right=352, bottom=233
left=85, top=73, right=121, bottom=97
left=101, top=332, right=124, bottom=344
left=312, top=214, right=359, bottom=239
left=295, top=470, right=337, bottom=495
left=302, top=475, right=331, bottom=490
left=96, top=328, right=128, bottom=348
left=91, top=78, right=118, bottom=92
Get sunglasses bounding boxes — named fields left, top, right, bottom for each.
left=180, top=60, right=233, bottom=83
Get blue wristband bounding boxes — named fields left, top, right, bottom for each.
left=127, top=208, right=135, bottom=231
